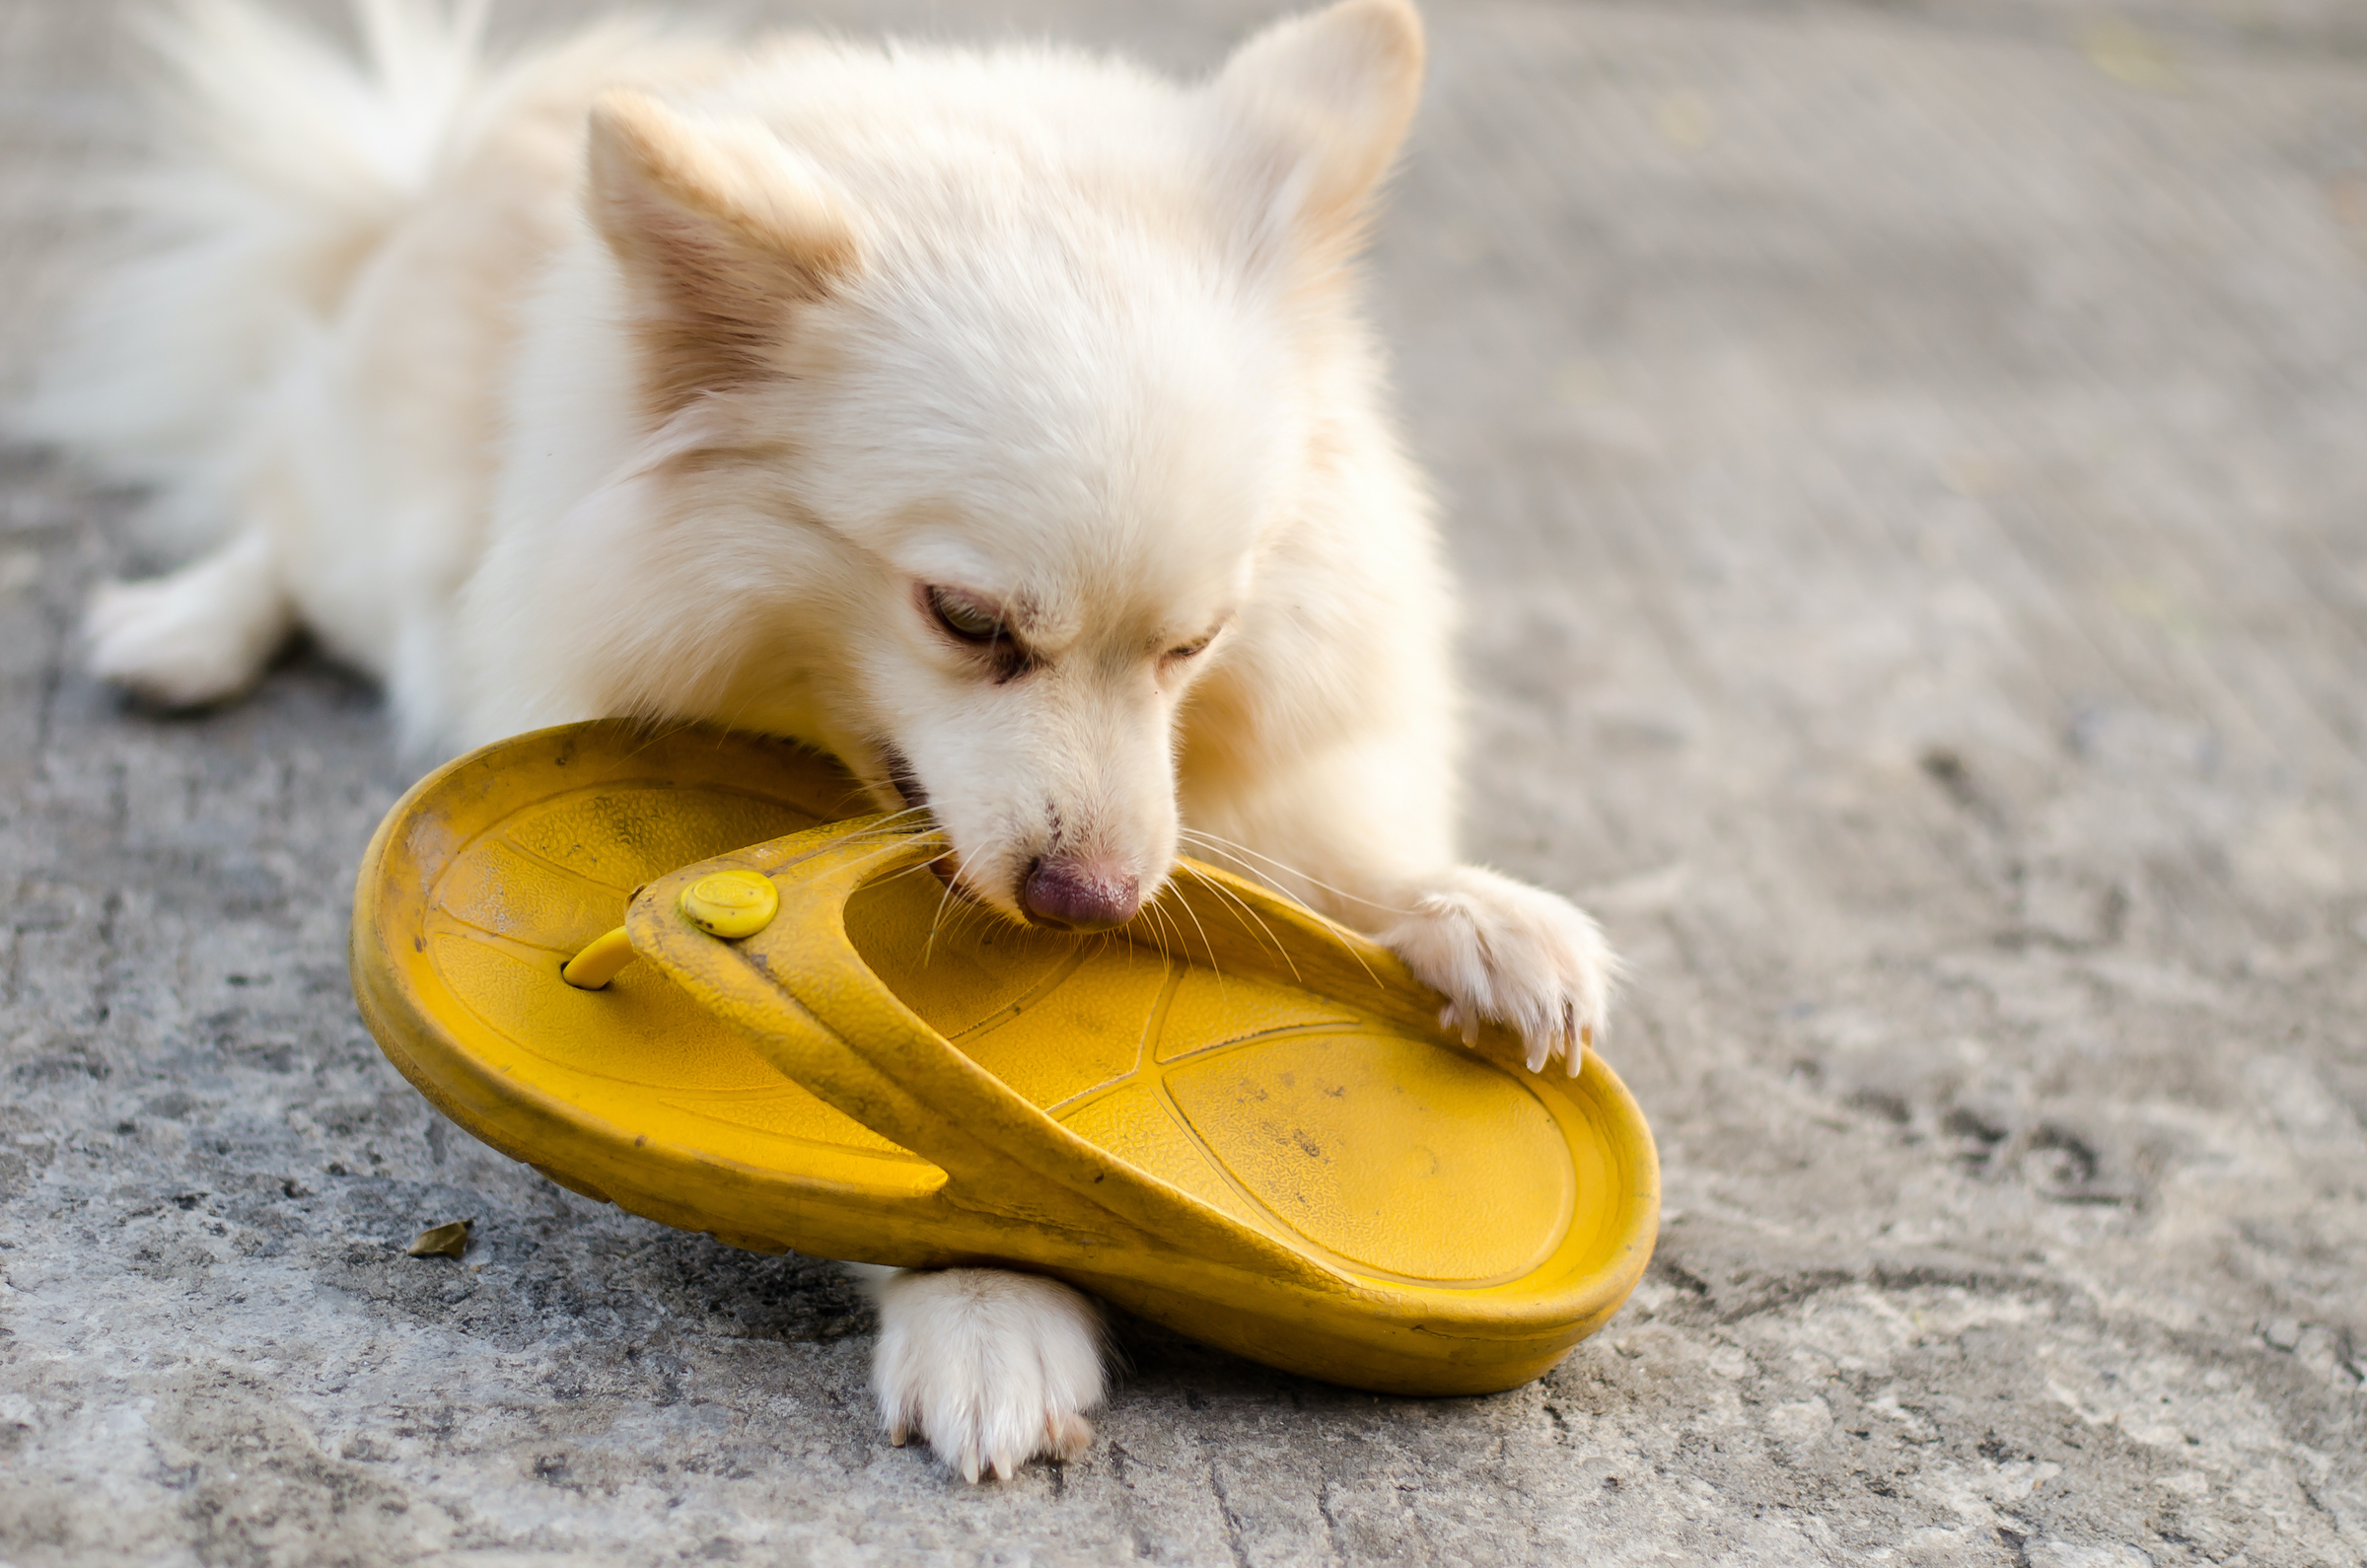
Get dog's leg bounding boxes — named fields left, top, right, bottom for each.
left=84, top=528, right=293, bottom=707
left=846, top=1262, right=1106, bottom=1482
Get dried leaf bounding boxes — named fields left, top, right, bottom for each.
left=1935, top=453, right=2005, bottom=498
left=406, top=1219, right=470, bottom=1258
left=2331, top=176, right=2367, bottom=230
left=1654, top=92, right=1717, bottom=151
left=2082, top=21, right=2186, bottom=95
left=1551, top=360, right=1611, bottom=409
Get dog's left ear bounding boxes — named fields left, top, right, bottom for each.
left=588, top=90, right=864, bottom=420
left=1210, top=0, right=1425, bottom=254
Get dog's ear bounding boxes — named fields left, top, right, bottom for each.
left=1211, top=0, right=1424, bottom=255
left=588, top=91, right=862, bottom=419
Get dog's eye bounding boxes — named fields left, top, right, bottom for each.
left=926, top=586, right=1002, bottom=644
left=1166, top=635, right=1214, bottom=663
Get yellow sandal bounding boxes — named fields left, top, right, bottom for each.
left=350, top=720, right=1658, bottom=1394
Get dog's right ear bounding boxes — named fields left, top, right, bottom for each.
left=1211, top=0, right=1425, bottom=261
left=587, top=91, right=862, bottom=420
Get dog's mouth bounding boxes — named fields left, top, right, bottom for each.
left=869, top=741, right=1135, bottom=929
left=871, top=741, right=995, bottom=907
left=923, top=853, right=966, bottom=895
left=878, top=742, right=929, bottom=816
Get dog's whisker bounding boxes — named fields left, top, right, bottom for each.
left=863, top=859, right=942, bottom=893
left=825, top=818, right=931, bottom=847
left=1178, top=830, right=1415, bottom=918
left=1137, top=898, right=1179, bottom=972
left=832, top=804, right=936, bottom=834
left=856, top=804, right=933, bottom=825
left=802, top=812, right=940, bottom=864
left=1176, top=837, right=1387, bottom=990
left=820, top=831, right=935, bottom=869
left=1174, top=863, right=1301, bottom=985
left=920, top=851, right=967, bottom=967
left=1159, top=869, right=1231, bottom=997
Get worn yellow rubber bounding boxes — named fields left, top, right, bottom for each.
left=350, top=721, right=1659, bottom=1394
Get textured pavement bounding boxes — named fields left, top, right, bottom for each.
left=3, top=0, right=2365, bottom=1563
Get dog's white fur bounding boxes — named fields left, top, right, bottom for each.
left=25, top=0, right=1616, bottom=1480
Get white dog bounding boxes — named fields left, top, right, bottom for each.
left=27, top=0, right=1615, bottom=1480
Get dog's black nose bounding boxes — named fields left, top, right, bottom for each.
left=1020, top=858, right=1141, bottom=932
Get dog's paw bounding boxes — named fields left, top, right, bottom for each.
left=1382, top=865, right=1617, bottom=1076
left=85, top=547, right=285, bottom=707
left=864, top=1266, right=1106, bottom=1482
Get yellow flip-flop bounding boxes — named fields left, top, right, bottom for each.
left=350, top=720, right=1658, bottom=1395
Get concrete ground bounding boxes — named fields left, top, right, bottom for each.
left=2, top=0, right=2364, bottom=1562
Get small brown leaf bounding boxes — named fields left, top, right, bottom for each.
left=2331, top=176, right=2367, bottom=230
left=406, top=1219, right=470, bottom=1258
left=1653, top=92, right=1717, bottom=151
left=2081, top=20, right=2186, bottom=95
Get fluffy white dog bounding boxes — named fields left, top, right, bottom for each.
left=28, top=0, right=1615, bottom=1480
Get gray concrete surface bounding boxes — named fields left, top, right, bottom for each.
left=3, top=0, right=2365, bottom=1562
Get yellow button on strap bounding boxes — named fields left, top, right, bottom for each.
left=680, top=869, right=779, bottom=939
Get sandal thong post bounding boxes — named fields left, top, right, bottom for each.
left=351, top=720, right=1659, bottom=1395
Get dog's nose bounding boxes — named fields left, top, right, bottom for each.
left=1020, top=857, right=1141, bottom=932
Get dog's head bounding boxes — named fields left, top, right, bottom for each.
left=565, top=0, right=1422, bottom=929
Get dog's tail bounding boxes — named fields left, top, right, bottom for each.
left=18, top=0, right=492, bottom=551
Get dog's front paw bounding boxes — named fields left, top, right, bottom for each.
left=1382, top=865, right=1617, bottom=1076
left=84, top=539, right=287, bottom=708
left=865, top=1266, right=1107, bottom=1482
